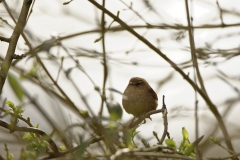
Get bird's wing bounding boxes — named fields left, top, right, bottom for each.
left=148, top=87, right=158, bottom=100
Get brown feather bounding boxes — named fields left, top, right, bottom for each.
left=122, top=77, right=158, bottom=117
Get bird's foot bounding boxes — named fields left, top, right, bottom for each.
left=142, top=119, right=146, bottom=124
left=148, top=116, right=152, bottom=121
left=141, top=117, right=152, bottom=124
left=145, top=114, right=152, bottom=121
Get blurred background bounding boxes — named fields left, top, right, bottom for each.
left=0, top=0, right=240, bottom=159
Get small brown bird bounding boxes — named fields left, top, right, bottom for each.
left=122, top=77, right=158, bottom=118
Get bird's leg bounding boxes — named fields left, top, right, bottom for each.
left=145, top=114, right=152, bottom=121
left=148, top=116, right=152, bottom=121
left=142, top=119, right=146, bottom=124
left=141, top=115, right=152, bottom=124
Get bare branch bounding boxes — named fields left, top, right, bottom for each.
left=0, top=0, right=33, bottom=93
left=0, top=36, right=10, bottom=43
left=125, top=109, right=163, bottom=129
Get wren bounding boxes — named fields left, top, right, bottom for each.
left=122, top=77, right=158, bottom=118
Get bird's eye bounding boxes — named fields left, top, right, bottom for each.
left=136, top=81, right=142, bottom=86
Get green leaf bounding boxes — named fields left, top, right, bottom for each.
left=132, top=131, right=140, bottom=139
left=106, top=101, right=122, bottom=121
left=130, top=125, right=140, bottom=138
left=182, top=127, right=188, bottom=140
left=122, top=130, right=134, bottom=148
left=41, top=141, right=49, bottom=148
left=15, top=106, right=24, bottom=116
left=26, top=138, right=35, bottom=144
left=180, top=139, right=190, bottom=151
left=74, top=142, right=88, bottom=158
left=6, top=101, right=24, bottom=132
left=38, top=145, right=47, bottom=153
left=34, top=124, right=39, bottom=128
left=21, top=150, right=28, bottom=160
left=141, top=138, right=150, bottom=147
left=79, top=110, right=89, bottom=118
left=209, top=136, right=220, bottom=144
left=184, top=135, right=204, bottom=156
left=6, top=101, right=15, bottom=109
left=179, top=127, right=190, bottom=152
left=26, top=143, right=37, bottom=151
left=7, top=73, right=24, bottom=102
left=153, top=131, right=157, bottom=136
left=153, top=131, right=160, bottom=142
left=34, top=149, right=40, bottom=157
left=165, top=139, right=176, bottom=148
left=22, top=133, right=33, bottom=140
left=59, top=145, right=67, bottom=151
left=8, top=153, right=14, bottom=160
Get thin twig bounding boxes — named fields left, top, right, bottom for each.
left=0, top=36, right=10, bottom=43
left=55, top=56, right=63, bottom=83
left=99, top=0, right=108, bottom=117
left=1, top=0, right=98, bottom=134
left=111, top=145, right=174, bottom=160
left=216, top=0, right=225, bottom=26
left=41, top=136, right=104, bottom=159
left=207, top=152, right=240, bottom=160
left=60, top=44, right=96, bottom=117
left=0, top=107, right=33, bottom=127
left=185, top=0, right=208, bottom=97
left=119, top=0, right=148, bottom=24
left=0, top=98, right=7, bottom=118
left=125, top=109, right=163, bottom=129
left=185, top=0, right=234, bottom=153
left=57, top=22, right=240, bottom=42
left=2, top=1, right=17, bottom=24
left=0, top=120, right=59, bottom=154
left=26, top=0, right=36, bottom=23
left=199, top=99, right=239, bottom=152
left=185, top=0, right=200, bottom=157
left=159, top=95, right=168, bottom=144
left=130, top=152, right=194, bottom=160
left=61, top=44, right=99, bottom=92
